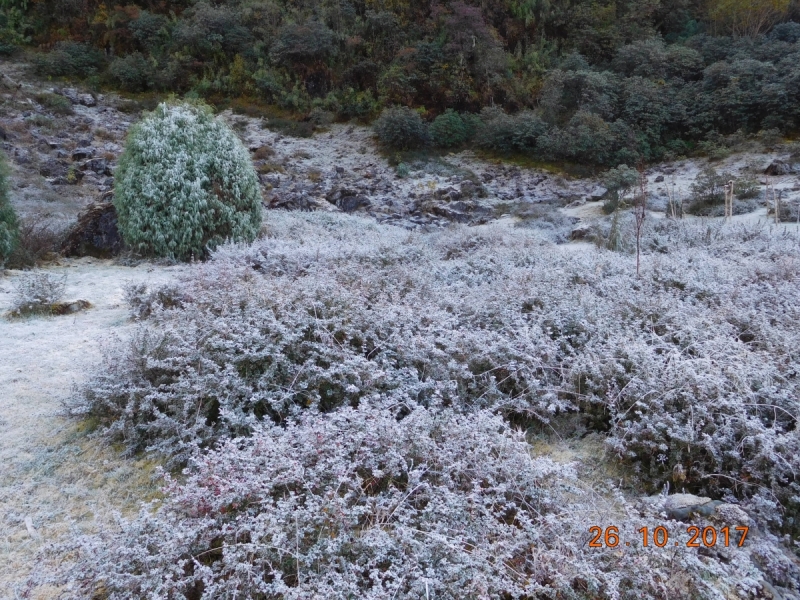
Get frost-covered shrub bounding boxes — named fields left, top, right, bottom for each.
left=123, top=281, right=188, bottom=320
left=72, top=212, right=800, bottom=538
left=373, top=106, right=429, bottom=150
left=12, top=271, right=66, bottom=312
left=686, top=165, right=728, bottom=215
left=113, top=101, right=262, bottom=260
left=65, top=407, right=573, bottom=598
left=601, top=163, right=638, bottom=213
left=52, top=404, right=798, bottom=599
left=0, top=150, right=18, bottom=264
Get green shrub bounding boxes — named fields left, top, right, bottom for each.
left=373, top=106, right=429, bottom=150
left=0, top=151, right=18, bottom=264
left=33, top=92, right=73, bottom=115
left=114, top=101, right=262, bottom=261
left=34, top=41, right=105, bottom=78
left=734, top=178, right=761, bottom=199
left=686, top=166, right=729, bottom=215
left=600, top=164, right=638, bottom=213
left=108, top=52, right=151, bottom=92
left=430, top=109, right=468, bottom=148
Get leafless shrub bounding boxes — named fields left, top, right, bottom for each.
left=5, top=215, right=67, bottom=269
left=11, top=271, right=66, bottom=314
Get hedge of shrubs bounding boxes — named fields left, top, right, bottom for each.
left=7, top=0, right=799, bottom=165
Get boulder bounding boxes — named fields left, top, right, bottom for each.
left=339, top=194, right=371, bottom=212
left=71, top=147, right=95, bottom=161
left=764, top=160, right=795, bottom=176
left=62, top=200, right=123, bottom=258
left=76, top=94, right=96, bottom=107
left=570, top=225, right=592, bottom=240
left=56, top=88, right=81, bottom=104
left=38, top=159, right=69, bottom=178
left=81, top=157, right=111, bottom=176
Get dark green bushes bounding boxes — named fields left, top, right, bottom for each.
left=108, top=52, right=151, bottom=92
left=429, top=109, right=470, bottom=148
left=34, top=41, right=105, bottom=78
left=373, top=107, right=429, bottom=150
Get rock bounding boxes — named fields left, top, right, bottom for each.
left=764, top=160, right=795, bottom=176
left=12, top=147, right=32, bottom=165
left=566, top=199, right=586, bottom=209
left=81, top=157, right=110, bottom=175
left=339, top=195, right=371, bottom=212
left=76, top=137, right=92, bottom=148
left=654, top=175, right=665, bottom=182
left=78, top=94, right=96, bottom=107
left=62, top=200, right=122, bottom=258
left=570, top=226, right=591, bottom=240
left=712, top=503, right=750, bottom=526
left=71, top=147, right=95, bottom=161
left=435, top=187, right=461, bottom=202
left=38, top=159, right=69, bottom=178
left=0, top=125, right=7, bottom=140
left=56, top=88, right=81, bottom=104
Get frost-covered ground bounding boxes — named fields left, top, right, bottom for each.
left=0, top=259, right=186, bottom=599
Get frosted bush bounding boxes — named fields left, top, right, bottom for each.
left=71, top=213, right=800, bottom=539
left=114, top=101, right=262, bottom=260
left=48, top=405, right=796, bottom=599
left=12, top=271, right=66, bottom=312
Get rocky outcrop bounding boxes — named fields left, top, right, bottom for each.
left=62, top=199, right=122, bottom=258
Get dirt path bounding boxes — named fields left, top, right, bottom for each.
left=0, top=258, right=184, bottom=599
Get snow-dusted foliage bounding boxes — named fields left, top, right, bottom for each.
left=12, top=271, right=66, bottom=311
left=53, top=405, right=796, bottom=599
left=113, top=101, right=262, bottom=260
left=71, top=213, right=800, bottom=538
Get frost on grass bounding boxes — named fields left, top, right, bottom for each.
left=65, top=212, right=800, bottom=596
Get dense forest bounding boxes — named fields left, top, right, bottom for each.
left=1, top=0, right=799, bottom=165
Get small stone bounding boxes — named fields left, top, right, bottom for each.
left=78, top=94, right=96, bottom=107
left=72, top=147, right=95, bottom=161
left=712, top=503, right=750, bottom=526
left=570, top=226, right=591, bottom=240
left=654, top=175, right=665, bottom=182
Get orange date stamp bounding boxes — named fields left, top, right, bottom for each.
left=588, top=525, right=749, bottom=548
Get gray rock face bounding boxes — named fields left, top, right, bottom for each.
left=81, top=157, right=111, bottom=176
left=71, top=147, right=95, bottom=161
left=38, top=158, right=69, bottom=178
left=764, top=160, right=795, bottom=176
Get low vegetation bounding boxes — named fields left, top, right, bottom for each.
left=59, top=211, right=800, bottom=597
